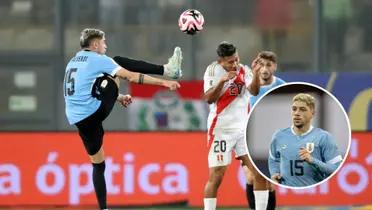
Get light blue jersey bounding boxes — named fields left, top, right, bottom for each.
left=268, top=126, right=342, bottom=187
left=64, top=50, right=121, bottom=125
left=249, top=76, right=285, bottom=108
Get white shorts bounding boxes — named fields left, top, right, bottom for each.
left=208, top=130, right=248, bottom=167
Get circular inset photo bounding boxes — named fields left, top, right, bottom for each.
left=246, top=82, right=351, bottom=189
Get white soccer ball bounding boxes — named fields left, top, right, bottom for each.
left=178, top=9, right=204, bottom=35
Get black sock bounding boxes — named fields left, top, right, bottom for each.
left=246, top=184, right=255, bottom=209
left=92, top=161, right=107, bottom=209
left=113, top=56, right=164, bottom=75
left=267, top=190, right=276, bottom=210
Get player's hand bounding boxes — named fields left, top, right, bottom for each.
left=117, top=94, right=132, bottom=108
left=220, top=71, right=237, bottom=82
left=299, top=147, right=313, bottom=163
left=251, top=56, right=262, bottom=75
left=271, top=173, right=282, bottom=183
left=163, top=80, right=181, bottom=90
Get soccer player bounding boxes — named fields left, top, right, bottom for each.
left=249, top=51, right=285, bottom=109
left=64, top=28, right=181, bottom=210
left=203, top=42, right=271, bottom=210
left=244, top=51, right=285, bottom=210
left=268, top=93, right=343, bottom=187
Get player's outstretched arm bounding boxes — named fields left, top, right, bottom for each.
left=115, top=68, right=180, bottom=90
left=203, top=71, right=236, bottom=104
left=247, top=57, right=261, bottom=96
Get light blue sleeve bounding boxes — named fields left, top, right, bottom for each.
left=310, top=132, right=342, bottom=175
left=95, top=55, right=121, bottom=76
left=268, top=132, right=281, bottom=176
left=322, top=133, right=342, bottom=163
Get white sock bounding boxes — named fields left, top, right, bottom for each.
left=254, top=190, right=269, bottom=210
left=204, top=198, right=217, bottom=210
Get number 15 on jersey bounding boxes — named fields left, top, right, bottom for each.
left=64, top=68, right=77, bottom=96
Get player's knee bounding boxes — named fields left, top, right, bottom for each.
left=253, top=172, right=266, bottom=182
left=246, top=173, right=254, bottom=183
left=248, top=167, right=264, bottom=181
left=209, top=168, right=225, bottom=185
left=209, top=177, right=223, bottom=188
left=89, top=148, right=105, bottom=164
left=113, top=77, right=120, bottom=88
left=240, top=156, right=254, bottom=168
left=242, top=165, right=254, bottom=183
left=246, top=165, right=260, bottom=177
left=104, top=75, right=119, bottom=88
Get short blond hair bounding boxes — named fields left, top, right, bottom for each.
left=292, top=93, right=315, bottom=110
left=80, top=28, right=105, bottom=48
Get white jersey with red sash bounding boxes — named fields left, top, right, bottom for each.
left=204, top=62, right=253, bottom=134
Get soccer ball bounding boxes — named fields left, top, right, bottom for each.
left=178, top=9, right=204, bottom=35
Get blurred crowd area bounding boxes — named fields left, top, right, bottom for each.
left=0, top=0, right=371, bottom=131
left=1, top=0, right=372, bottom=74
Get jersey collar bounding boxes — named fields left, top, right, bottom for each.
left=261, top=76, right=276, bottom=87
left=291, top=125, right=314, bottom=136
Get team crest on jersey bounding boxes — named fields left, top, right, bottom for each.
left=306, top=142, right=315, bottom=153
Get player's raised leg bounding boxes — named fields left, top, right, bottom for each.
left=113, top=46, right=183, bottom=79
